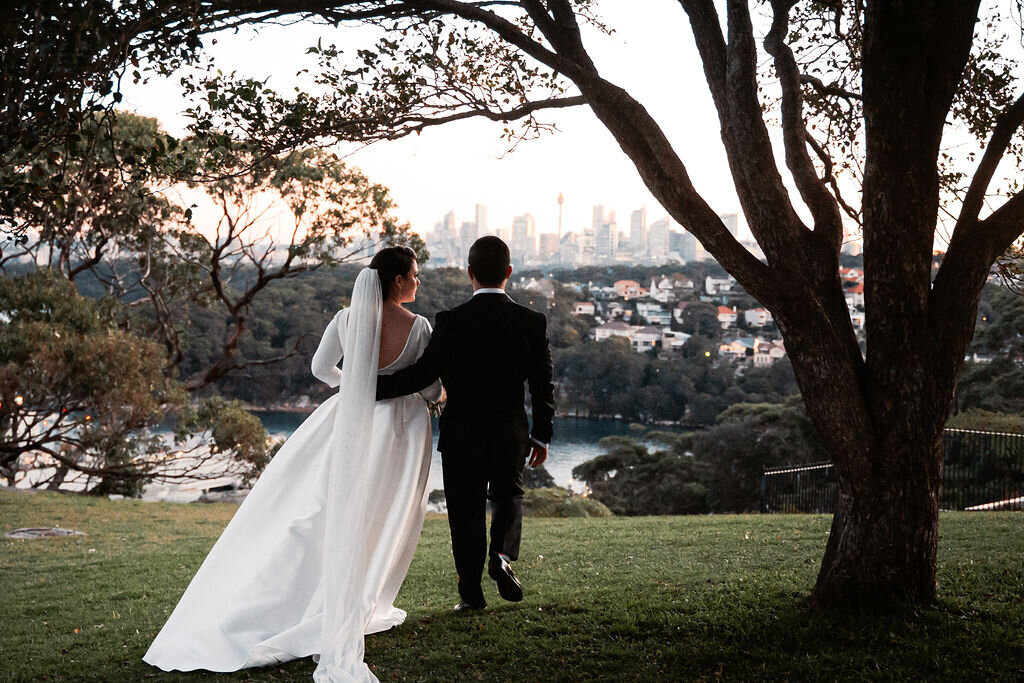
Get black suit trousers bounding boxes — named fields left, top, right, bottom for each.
left=441, top=434, right=528, bottom=605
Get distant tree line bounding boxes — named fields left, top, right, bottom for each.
left=573, top=403, right=1024, bottom=517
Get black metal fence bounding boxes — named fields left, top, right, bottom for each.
left=761, top=428, right=1024, bottom=514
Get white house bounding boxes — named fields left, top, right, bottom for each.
left=649, top=277, right=670, bottom=303
left=594, top=321, right=633, bottom=342
left=631, top=325, right=663, bottom=352
left=720, top=336, right=759, bottom=360
left=705, top=274, right=735, bottom=295
left=573, top=301, right=596, bottom=316
left=662, top=329, right=691, bottom=352
left=753, top=340, right=787, bottom=367
left=636, top=301, right=672, bottom=326
left=744, top=307, right=772, bottom=327
left=844, top=282, right=865, bottom=309
left=649, top=276, right=693, bottom=303
left=717, top=305, right=738, bottom=328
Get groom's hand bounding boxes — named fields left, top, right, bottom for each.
left=528, top=444, right=547, bottom=468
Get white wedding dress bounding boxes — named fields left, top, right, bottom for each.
left=144, top=269, right=441, bottom=682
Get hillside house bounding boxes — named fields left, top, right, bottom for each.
left=614, top=280, right=646, bottom=299
left=753, top=340, right=787, bottom=367
left=844, top=282, right=865, bottom=309
left=662, top=329, right=691, bottom=353
left=594, top=321, right=633, bottom=342
left=705, top=275, right=735, bottom=295
left=717, top=305, right=738, bottom=328
left=744, top=307, right=772, bottom=327
left=636, top=301, right=672, bottom=325
left=840, top=267, right=864, bottom=283
left=649, top=276, right=694, bottom=303
left=573, top=301, right=595, bottom=316
left=631, top=325, right=663, bottom=352
left=720, top=336, right=759, bottom=360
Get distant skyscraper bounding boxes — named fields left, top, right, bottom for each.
left=424, top=209, right=462, bottom=266
left=511, top=213, right=536, bottom=262
left=595, top=210, right=617, bottom=262
left=679, top=230, right=698, bottom=263
left=538, top=233, right=560, bottom=262
left=442, top=211, right=457, bottom=238
left=581, top=224, right=596, bottom=265
left=556, top=193, right=564, bottom=239
left=559, top=231, right=579, bottom=266
left=629, top=207, right=647, bottom=256
left=475, top=204, right=488, bottom=236
left=648, top=217, right=670, bottom=263
left=459, top=221, right=477, bottom=260
left=592, top=205, right=605, bottom=232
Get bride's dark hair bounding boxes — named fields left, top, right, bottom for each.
left=369, top=246, right=417, bottom=299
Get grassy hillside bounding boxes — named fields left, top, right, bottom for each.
left=1, top=489, right=1022, bottom=681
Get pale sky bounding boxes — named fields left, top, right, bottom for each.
left=120, top=3, right=750, bottom=242
left=118, top=3, right=1021, bottom=249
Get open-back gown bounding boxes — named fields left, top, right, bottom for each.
left=144, top=307, right=441, bottom=682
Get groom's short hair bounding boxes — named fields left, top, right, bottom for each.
left=468, top=236, right=510, bottom=287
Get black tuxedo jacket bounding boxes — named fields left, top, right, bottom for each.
left=376, top=292, right=555, bottom=454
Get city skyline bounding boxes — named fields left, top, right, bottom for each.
left=418, top=201, right=765, bottom=268
left=118, top=5, right=753, bottom=252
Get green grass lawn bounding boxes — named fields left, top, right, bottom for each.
left=2, top=489, right=1022, bottom=682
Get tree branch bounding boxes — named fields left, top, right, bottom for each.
left=805, top=132, right=862, bottom=226
left=978, top=191, right=1024, bottom=249
left=764, top=0, right=843, bottom=252
left=953, top=91, right=1024, bottom=234
left=932, top=92, right=1024, bottom=349
left=381, top=95, right=585, bottom=138
left=678, top=0, right=807, bottom=269
left=800, top=73, right=862, bottom=102
left=409, top=0, right=584, bottom=77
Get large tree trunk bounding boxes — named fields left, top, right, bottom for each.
left=810, top=372, right=948, bottom=607
left=813, top=435, right=942, bottom=608
left=779, top=310, right=954, bottom=608
left=793, top=1, right=980, bottom=609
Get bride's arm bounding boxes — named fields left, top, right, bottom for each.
left=414, top=317, right=444, bottom=402
left=419, top=377, right=444, bottom=403
left=311, top=311, right=345, bottom=388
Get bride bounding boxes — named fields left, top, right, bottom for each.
left=144, top=246, right=441, bottom=682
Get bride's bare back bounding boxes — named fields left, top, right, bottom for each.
left=379, top=305, right=416, bottom=369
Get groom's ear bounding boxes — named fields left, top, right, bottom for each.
left=505, top=265, right=513, bottom=280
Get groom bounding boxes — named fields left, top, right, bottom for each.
left=376, top=236, right=555, bottom=611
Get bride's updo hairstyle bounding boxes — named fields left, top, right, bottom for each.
left=369, top=245, right=417, bottom=300
left=468, top=236, right=510, bottom=287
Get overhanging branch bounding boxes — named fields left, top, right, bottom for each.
left=677, top=0, right=806, bottom=268
left=383, top=95, right=586, bottom=139
left=800, top=73, right=862, bottom=102
left=953, top=91, right=1024, bottom=235
left=765, top=0, right=843, bottom=250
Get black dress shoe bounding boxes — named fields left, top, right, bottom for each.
left=488, top=556, right=524, bottom=602
left=453, top=600, right=486, bottom=612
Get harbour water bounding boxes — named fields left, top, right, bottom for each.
left=255, top=413, right=666, bottom=493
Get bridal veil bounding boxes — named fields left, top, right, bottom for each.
left=314, top=267, right=382, bottom=682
